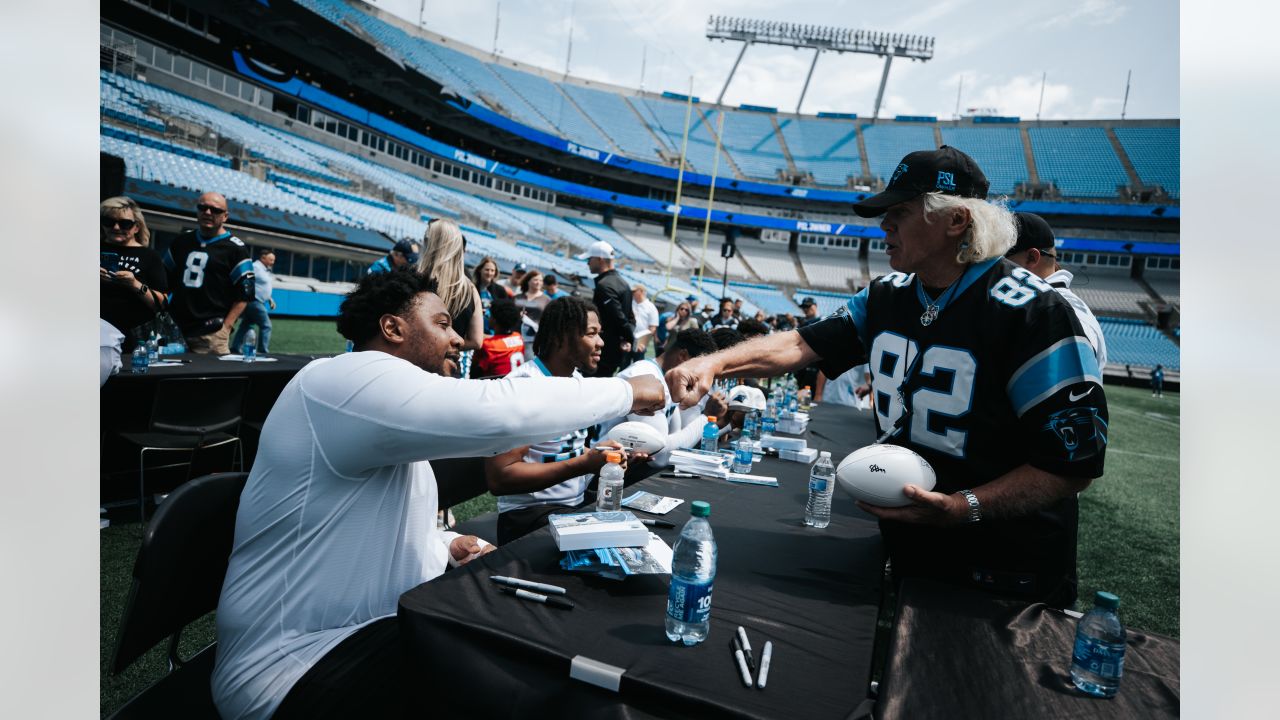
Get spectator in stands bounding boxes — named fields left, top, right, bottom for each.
left=486, top=297, right=639, bottom=543
left=1151, top=364, right=1165, bottom=397
left=1005, top=212, right=1108, bottom=368
left=599, top=328, right=726, bottom=468
left=667, top=301, right=701, bottom=335
left=100, top=196, right=167, bottom=354
left=776, top=313, right=797, bottom=332
left=685, top=294, right=701, bottom=318
left=515, top=269, right=550, bottom=344
left=418, top=219, right=483, bottom=359
left=505, top=262, right=529, bottom=297
left=654, top=306, right=674, bottom=357
left=703, top=298, right=739, bottom=331
left=368, top=239, right=420, bottom=275
left=472, top=299, right=525, bottom=378
left=232, top=249, right=277, bottom=354
left=733, top=299, right=744, bottom=317
left=212, top=268, right=664, bottom=720
left=581, top=240, right=635, bottom=377
left=544, top=274, right=568, bottom=300
left=666, top=146, right=1108, bottom=609
left=631, top=285, right=659, bottom=361
left=473, top=256, right=512, bottom=334
left=163, top=191, right=254, bottom=355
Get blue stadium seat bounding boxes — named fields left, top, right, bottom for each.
left=1097, top=317, right=1180, bottom=370
left=939, top=127, right=1028, bottom=196
left=1029, top=127, right=1128, bottom=199
left=861, top=124, right=938, bottom=186
left=1114, top=127, right=1179, bottom=198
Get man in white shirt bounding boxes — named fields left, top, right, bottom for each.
left=232, top=249, right=277, bottom=353
left=598, top=328, right=726, bottom=467
left=212, top=269, right=664, bottom=720
left=486, top=296, right=641, bottom=543
left=631, top=284, right=659, bottom=362
left=1005, top=212, right=1108, bottom=369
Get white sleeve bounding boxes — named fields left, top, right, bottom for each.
left=302, top=355, right=634, bottom=476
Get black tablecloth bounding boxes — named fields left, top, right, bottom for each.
left=878, top=578, right=1180, bottom=719
left=399, top=403, right=884, bottom=719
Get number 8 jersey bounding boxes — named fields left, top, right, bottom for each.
left=798, top=256, right=1108, bottom=607
left=163, top=229, right=255, bottom=336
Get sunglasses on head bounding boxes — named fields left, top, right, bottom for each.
left=102, top=218, right=136, bottom=230
left=197, top=204, right=227, bottom=215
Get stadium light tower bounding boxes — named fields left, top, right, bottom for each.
left=706, top=16, right=934, bottom=118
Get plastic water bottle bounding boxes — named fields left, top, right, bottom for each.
left=761, top=402, right=778, bottom=436
left=665, top=501, right=716, bottom=646
left=700, top=416, right=719, bottom=453
left=242, top=328, right=257, bottom=363
left=146, top=334, right=159, bottom=364
left=731, top=434, right=754, bottom=474
left=595, top=452, right=625, bottom=512
left=799, top=386, right=812, bottom=412
left=131, top=342, right=149, bottom=374
left=749, top=410, right=763, bottom=441
left=1071, top=591, right=1126, bottom=697
left=742, top=409, right=757, bottom=440
left=805, top=451, right=836, bottom=528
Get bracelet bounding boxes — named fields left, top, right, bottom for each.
left=958, top=489, right=982, bottom=524
left=137, top=283, right=149, bottom=297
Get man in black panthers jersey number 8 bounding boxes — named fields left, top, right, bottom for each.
left=163, top=191, right=255, bottom=354
left=667, top=147, right=1107, bottom=608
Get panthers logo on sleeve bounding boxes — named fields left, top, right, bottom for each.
left=1041, top=406, right=1108, bottom=461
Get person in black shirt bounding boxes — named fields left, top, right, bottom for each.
left=163, top=192, right=254, bottom=354
left=580, top=240, right=634, bottom=377
left=667, top=147, right=1107, bottom=608
left=100, top=196, right=167, bottom=349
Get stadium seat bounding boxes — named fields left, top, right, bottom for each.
left=107, top=471, right=250, bottom=720
left=116, top=377, right=247, bottom=524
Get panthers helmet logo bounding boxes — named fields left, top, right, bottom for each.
left=1042, top=406, right=1108, bottom=460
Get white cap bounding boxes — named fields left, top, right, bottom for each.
left=576, top=240, right=616, bottom=261
left=819, top=451, right=831, bottom=458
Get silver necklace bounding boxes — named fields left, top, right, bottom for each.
left=919, top=273, right=964, bottom=326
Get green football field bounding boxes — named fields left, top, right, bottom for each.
left=99, top=318, right=1179, bottom=715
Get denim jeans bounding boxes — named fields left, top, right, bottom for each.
left=231, top=300, right=272, bottom=353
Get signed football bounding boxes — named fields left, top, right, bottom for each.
left=835, top=444, right=936, bottom=507
left=604, top=421, right=666, bottom=455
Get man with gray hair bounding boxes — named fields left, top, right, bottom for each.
left=666, top=146, right=1109, bottom=608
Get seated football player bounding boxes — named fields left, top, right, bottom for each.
left=666, top=147, right=1107, bottom=609
left=471, top=297, right=525, bottom=377
left=486, top=297, right=647, bottom=544
left=598, top=328, right=727, bottom=468
left=211, top=269, right=665, bottom=720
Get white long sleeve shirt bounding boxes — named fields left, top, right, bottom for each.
left=598, top=358, right=707, bottom=467
left=211, top=351, right=633, bottom=720
left=1045, top=269, right=1108, bottom=369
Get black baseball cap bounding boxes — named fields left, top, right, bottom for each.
left=800, top=297, right=817, bottom=308
left=852, top=145, right=990, bottom=218
left=1008, top=212, right=1057, bottom=255
left=392, top=239, right=420, bottom=264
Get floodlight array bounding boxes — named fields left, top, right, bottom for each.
left=706, top=15, right=933, bottom=59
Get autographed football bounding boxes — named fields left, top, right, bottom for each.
left=605, top=421, right=666, bottom=455
left=835, top=444, right=936, bottom=508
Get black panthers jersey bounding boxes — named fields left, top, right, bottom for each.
left=163, top=230, right=254, bottom=335
left=798, top=257, right=1108, bottom=607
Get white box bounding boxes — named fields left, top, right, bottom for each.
left=760, top=434, right=807, bottom=452
left=780, top=447, right=819, bottom=464
left=549, top=511, right=650, bottom=551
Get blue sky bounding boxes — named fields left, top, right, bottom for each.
left=371, top=0, right=1178, bottom=119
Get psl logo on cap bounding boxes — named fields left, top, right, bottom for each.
left=890, top=163, right=909, bottom=187
left=936, top=171, right=957, bottom=192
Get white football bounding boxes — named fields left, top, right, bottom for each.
left=605, top=421, right=666, bottom=455
left=835, top=444, right=936, bottom=508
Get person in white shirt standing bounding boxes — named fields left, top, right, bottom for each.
left=1004, top=212, right=1108, bottom=369
left=231, top=249, right=276, bottom=353
left=212, top=269, right=664, bottom=720
left=631, top=284, right=659, bottom=363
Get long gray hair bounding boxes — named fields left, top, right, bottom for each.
left=921, top=192, right=1016, bottom=264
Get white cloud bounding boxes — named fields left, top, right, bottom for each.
left=1036, top=0, right=1129, bottom=29
left=963, top=74, right=1073, bottom=119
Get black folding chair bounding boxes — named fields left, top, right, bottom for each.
left=117, top=376, right=247, bottom=523
left=107, top=471, right=249, bottom=720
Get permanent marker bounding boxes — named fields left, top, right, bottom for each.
left=489, top=575, right=567, bottom=596
left=731, top=638, right=753, bottom=687
left=736, top=626, right=755, bottom=671
left=757, top=641, right=773, bottom=689
left=640, top=518, right=676, bottom=528
left=495, top=585, right=575, bottom=610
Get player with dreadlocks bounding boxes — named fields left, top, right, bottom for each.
left=484, top=296, right=646, bottom=543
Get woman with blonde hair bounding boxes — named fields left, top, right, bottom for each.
left=416, top=219, right=483, bottom=353
left=100, top=196, right=167, bottom=344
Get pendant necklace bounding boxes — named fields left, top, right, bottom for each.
left=919, top=272, right=964, bottom=327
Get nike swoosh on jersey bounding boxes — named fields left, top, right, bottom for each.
left=1068, top=388, right=1093, bottom=402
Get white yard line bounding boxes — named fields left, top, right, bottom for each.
left=1108, top=448, right=1180, bottom=462
left=1110, top=405, right=1180, bottom=430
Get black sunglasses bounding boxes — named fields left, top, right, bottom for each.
left=102, top=217, right=136, bottom=230
left=196, top=203, right=227, bottom=215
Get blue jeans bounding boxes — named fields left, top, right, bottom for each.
left=232, top=300, right=272, bottom=353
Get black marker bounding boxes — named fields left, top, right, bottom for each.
left=495, top=585, right=575, bottom=610
left=490, top=575, right=567, bottom=595
left=640, top=518, right=676, bottom=528
left=736, top=626, right=755, bottom=671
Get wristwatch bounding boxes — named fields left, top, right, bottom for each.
left=957, top=489, right=982, bottom=523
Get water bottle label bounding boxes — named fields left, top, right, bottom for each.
left=1072, top=636, right=1125, bottom=680
left=666, top=577, right=713, bottom=624
left=809, top=478, right=828, bottom=493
